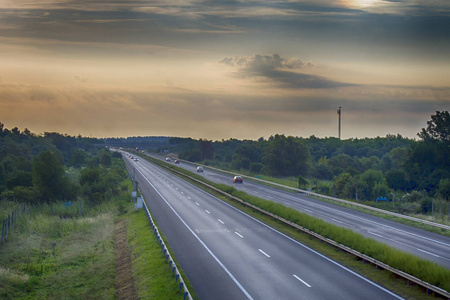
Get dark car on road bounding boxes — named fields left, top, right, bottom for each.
left=233, top=176, right=243, bottom=183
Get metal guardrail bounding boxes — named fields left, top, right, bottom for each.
left=142, top=197, right=193, bottom=300
left=148, top=158, right=450, bottom=299
left=173, top=157, right=450, bottom=231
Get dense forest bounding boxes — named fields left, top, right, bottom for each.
left=0, top=123, right=127, bottom=205
left=169, top=111, right=450, bottom=212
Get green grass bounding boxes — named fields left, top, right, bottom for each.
left=0, top=200, right=21, bottom=221
left=140, top=153, right=450, bottom=295
left=0, top=173, right=194, bottom=299
left=127, top=209, right=197, bottom=299
left=0, top=205, right=116, bottom=299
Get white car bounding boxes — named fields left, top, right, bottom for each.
left=165, top=157, right=171, bottom=162
left=196, top=166, right=204, bottom=172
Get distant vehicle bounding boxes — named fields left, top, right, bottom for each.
left=233, top=176, right=243, bottom=183
left=174, top=160, right=180, bottom=164
left=166, top=157, right=171, bottom=162
left=134, top=158, right=138, bottom=162
left=197, top=166, right=204, bottom=172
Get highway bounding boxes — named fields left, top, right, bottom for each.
left=148, top=153, right=450, bottom=269
left=124, top=153, right=403, bottom=299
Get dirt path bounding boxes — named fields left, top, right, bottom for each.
left=114, top=219, right=138, bottom=300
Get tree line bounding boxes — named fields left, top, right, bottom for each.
left=171, top=111, right=450, bottom=206
left=0, top=123, right=127, bottom=205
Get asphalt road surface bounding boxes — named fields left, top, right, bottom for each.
left=124, top=154, right=404, bottom=300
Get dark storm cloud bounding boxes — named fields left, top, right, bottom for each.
left=219, top=54, right=353, bottom=89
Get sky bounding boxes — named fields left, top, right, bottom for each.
left=0, top=0, right=449, bottom=141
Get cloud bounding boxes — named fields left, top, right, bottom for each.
left=73, top=76, right=88, bottom=83
left=218, top=54, right=352, bottom=89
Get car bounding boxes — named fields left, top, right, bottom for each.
left=196, top=166, right=204, bottom=172
left=233, top=175, right=243, bottom=183
left=165, top=157, right=171, bottom=162
left=134, top=158, right=138, bottom=162
left=174, top=159, right=180, bottom=164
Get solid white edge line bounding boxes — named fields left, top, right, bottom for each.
left=293, top=274, right=311, bottom=287
left=368, top=231, right=384, bottom=238
left=218, top=219, right=224, bottom=224
left=137, top=168, right=254, bottom=300
left=417, top=248, right=441, bottom=258
left=331, top=218, right=344, bottom=224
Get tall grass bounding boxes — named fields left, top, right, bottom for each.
left=0, top=200, right=21, bottom=221
left=127, top=210, right=192, bottom=299
left=0, top=204, right=117, bottom=299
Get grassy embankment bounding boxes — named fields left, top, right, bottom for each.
left=0, top=178, right=194, bottom=299
left=142, top=153, right=450, bottom=297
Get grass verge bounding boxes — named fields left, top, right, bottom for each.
left=126, top=207, right=197, bottom=299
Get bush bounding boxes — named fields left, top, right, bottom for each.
left=250, top=163, right=263, bottom=173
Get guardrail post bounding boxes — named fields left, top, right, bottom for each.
left=175, top=274, right=180, bottom=282
left=179, top=282, right=184, bottom=291
left=184, top=291, right=189, bottom=300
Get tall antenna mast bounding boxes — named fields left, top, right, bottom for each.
left=337, top=106, right=342, bottom=139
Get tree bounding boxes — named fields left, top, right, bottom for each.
left=32, top=150, right=66, bottom=202
left=438, top=178, right=450, bottom=201
left=333, top=172, right=352, bottom=198
left=359, top=169, right=385, bottom=201
left=5, top=170, right=33, bottom=189
left=385, top=169, right=409, bottom=191
left=69, top=149, right=87, bottom=168
left=298, top=175, right=308, bottom=189
left=312, top=156, right=333, bottom=180
left=79, top=167, right=107, bottom=202
left=261, top=135, right=311, bottom=177
left=99, top=149, right=112, bottom=167
left=200, top=140, right=214, bottom=160
left=418, top=111, right=450, bottom=142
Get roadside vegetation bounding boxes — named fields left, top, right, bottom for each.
left=141, top=153, right=450, bottom=295
left=150, top=111, right=449, bottom=224
left=0, top=126, right=194, bottom=299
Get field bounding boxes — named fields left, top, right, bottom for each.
left=0, top=183, right=192, bottom=299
